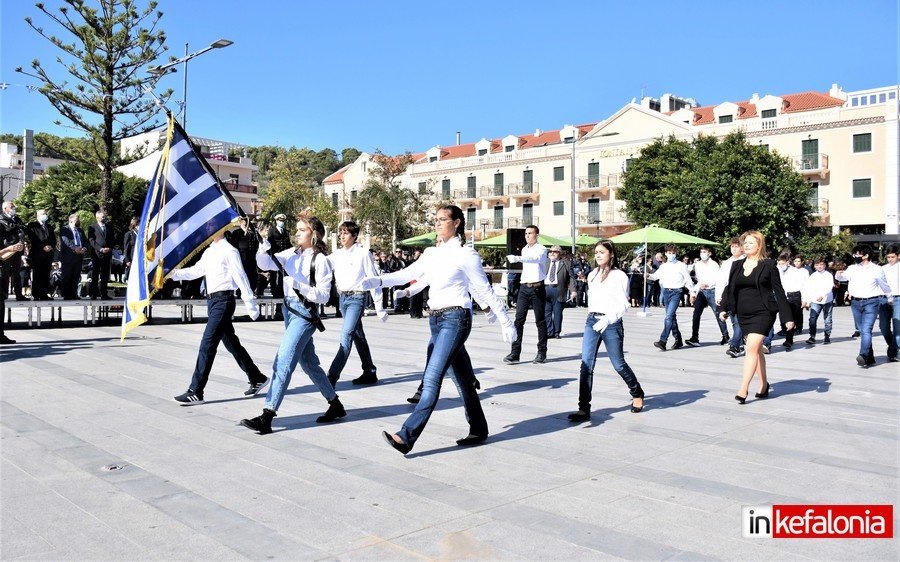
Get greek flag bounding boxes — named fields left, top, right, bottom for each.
left=121, top=115, right=242, bottom=339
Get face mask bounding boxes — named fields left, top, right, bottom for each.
left=853, top=255, right=864, bottom=264
left=778, top=264, right=789, bottom=272
left=38, top=214, right=48, bottom=223
left=277, top=220, right=285, bottom=228
left=7, top=209, right=16, bottom=217
left=100, top=218, right=108, bottom=224
left=700, top=252, right=709, bottom=261
left=666, top=253, right=677, bottom=262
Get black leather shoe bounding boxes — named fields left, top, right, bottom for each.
left=455, top=433, right=488, bottom=446
left=568, top=410, right=590, bottom=422
left=382, top=431, right=411, bottom=454
left=316, top=397, right=347, bottom=423
left=720, top=335, right=729, bottom=345
left=631, top=390, right=645, bottom=413
left=755, top=382, right=771, bottom=399
left=806, top=337, right=816, bottom=345
left=653, top=340, right=666, bottom=351
left=0, top=335, right=16, bottom=345
left=351, top=372, right=377, bottom=385
left=672, top=339, right=684, bottom=350
left=503, top=353, right=520, bottom=364
left=240, top=408, right=275, bottom=434
left=734, top=394, right=747, bottom=404
left=856, top=354, right=867, bottom=367
left=406, top=389, right=422, bottom=404
left=532, top=353, right=546, bottom=364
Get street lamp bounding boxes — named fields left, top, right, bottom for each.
left=148, top=39, right=234, bottom=128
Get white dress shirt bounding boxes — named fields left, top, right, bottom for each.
left=780, top=266, right=809, bottom=293
left=801, top=270, right=835, bottom=304
left=586, top=268, right=629, bottom=323
left=257, top=247, right=333, bottom=304
left=170, top=239, right=257, bottom=313
left=690, top=258, right=720, bottom=294
left=882, top=263, right=900, bottom=297
left=381, top=237, right=510, bottom=322
left=649, top=260, right=694, bottom=291
left=331, top=244, right=384, bottom=311
left=837, top=262, right=890, bottom=299
left=715, top=255, right=744, bottom=304
left=518, top=243, right=548, bottom=284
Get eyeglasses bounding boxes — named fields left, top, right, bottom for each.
left=434, top=217, right=453, bottom=224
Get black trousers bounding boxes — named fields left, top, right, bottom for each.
left=30, top=256, right=52, bottom=299
left=511, top=283, right=548, bottom=356
left=784, top=292, right=803, bottom=344
left=60, top=258, right=82, bottom=299
left=90, top=254, right=111, bottom=298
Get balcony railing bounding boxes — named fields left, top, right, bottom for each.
left=506, top=216, right=538, bottom=229
left=813, top=197, right=830, bottom=216
left=225, top=182, right=258, bottom=195
left=791, top=153, right=829, bottom=178
left=576, top=208, right=630, bottom=227
left=507, top=182, right=540, bottom=196
left=575, top=174, right=621, bottom=191
left=479, top=185, right=506, bottom=198
left=453, top=187, right=480, bottom=200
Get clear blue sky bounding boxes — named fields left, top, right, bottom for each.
left=2, top=0, right=898, bottom=155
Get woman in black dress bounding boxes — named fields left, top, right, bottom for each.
left=719, top=231, right=793, bottom=403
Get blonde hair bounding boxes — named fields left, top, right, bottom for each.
left=740, top=230, right=767, bottom=260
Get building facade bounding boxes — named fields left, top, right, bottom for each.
left=322, top=83, right=898, bottom=243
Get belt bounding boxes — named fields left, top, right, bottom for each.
left=208, top=290, right=236, bottom=298
left=430, top=305, right=468, bottom=316
left=786, top=291, right=801, bottom=296
left=853, top=295, right=884, bottom=302
left=340, top=290, right=367, bottom=296
left=588, top=312, right=606, bottom=317
left=522, top=281, right=544, bottom=288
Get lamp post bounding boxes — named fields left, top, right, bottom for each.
left=148, top=39, right=233, bottom=128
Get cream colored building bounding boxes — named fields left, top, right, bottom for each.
left=323, top=83, right=899, bottom=243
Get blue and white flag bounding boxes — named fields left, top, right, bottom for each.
left=121, top=115, right=242, bottom=339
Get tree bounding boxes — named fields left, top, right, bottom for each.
left=794, top=229, right=856, bottom=262
left=257, top=149, right=320, bottom=221
left=17, top=0, right=171, bottom=210
left=14, top=161, right=147, bottom=235
left=619, top=132, right=814, bottom=250
left=340, top=147, right=361, bottom=166
left=352, top=151, right=418, bottom=249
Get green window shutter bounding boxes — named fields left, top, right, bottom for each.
left=852, top=179, right=871, bottom=198
left=853, top=133, right=872, bottom=153
left=442, top=179, right=450, bottom=199
left=553, top=201, right=564, bottom=216
left=761, top=109, right=777, bottom=119
left=553, top=166, right=564, bottom=181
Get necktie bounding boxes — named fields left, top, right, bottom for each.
left=549, top=262, right=557, bottom=284
left=73, top=228, right=81, bottom=246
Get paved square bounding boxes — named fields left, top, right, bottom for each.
left=2, top=304, right=897, bottom=559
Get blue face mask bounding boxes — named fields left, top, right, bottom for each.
left=666, top=253, right=677, bottom=262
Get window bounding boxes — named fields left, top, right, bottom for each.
left=553, top=166, right=564, bottom=181
left=587, top=198, right=600, bottom=222
left=522, top=204, right=533, bottom=225
left=331, top=192, right=338, bottom=208
left=587, top=162, right=599, bottom=187
left=493, top=173, right=504, bottom=196
left=467, top=207, right=476, bottom=226
left=553, top=201, right=564, bottom=216
left=718, top=115, right=733, bottom=124
left=229, top=173, right=239, bottom=181
left=418, top=182, right=427, bottom=195
left=852, top=97, right=859, bottom=107
left=761, top=109, right=777, bottom=119
left=361, top=162, right=366, bottom=172
left=624, top=158, right=635, bottom=171
left=477, top=149, right=487, bottom=156
left=467, top=176, right=476, bottom=197
left=801, top=139, right=819, bottom=169
left=808, top=182, right=819, bottom=210
left=493, top=206, right=504, bottom=229
left=853, top=133, right=872, bottom=153
left=522, top=170, right=533, bottom=193
left=505, top=145, right=514, bottom=152
left=350, top=190, right=357, bottom=203
left=852, top=179, right=871, bottom=198
left=442, top=179, right=451, bottom=199
left=429, top=156, right=437, bottom=162
left=879, top=93, right=886, bottom=103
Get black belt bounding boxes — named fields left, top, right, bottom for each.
left=208, top=290, right=236, bottom=298
left=522, top=281, right=544, bottom=288
left=787, top=291, right=801, bottom=296
left=853, top=295, right=883, bottom=302
left=431, top=306, right=468, bottom=315
left=340, top=290, right=367, bottom=296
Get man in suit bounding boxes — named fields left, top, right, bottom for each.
left=88, top=210, right=113, bottom=299
left=544, top=245, right=577, bottom=338
left=26, top=209, right=56, bottom=301
left=59, top=213, right=87, bottom=300
left=122, top=217, right=138, bottom=282
left=265, top=213, right=291, bottom=298
left=0, top=201, right=27, bottom=300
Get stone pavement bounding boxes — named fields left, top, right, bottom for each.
left=1, top=304, right=897, bottom=560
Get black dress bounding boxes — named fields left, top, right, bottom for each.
left=734, top=264, right=777, bottom=335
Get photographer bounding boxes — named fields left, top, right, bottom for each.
left=0, top=201, right=27, bottom=300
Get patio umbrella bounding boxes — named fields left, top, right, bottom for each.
left=609, top=224, right=717, bottom=313
left=398, top=231, right=436, bottom=247
left=475, top=232, right=570, bottom=248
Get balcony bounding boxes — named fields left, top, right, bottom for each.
left=453, top=188, right=481, bottom=206
left=507, top=182, right=540, bottom=203
left=791, top=153, right=829, bottom=179
left=410, top=145, right=553, bottom=174
left=479, top=185, right=509, bottom=206
left=506, top=216, right=539, bottom=229
left=478, top=218, right=505, bottom=235
left=574, top=174, right=621, bottom=195
left=226, top=182, right=258, bottom=195
left=576, top=208, right=630, bottom=228
left=812, top=198, right=830, bottom=227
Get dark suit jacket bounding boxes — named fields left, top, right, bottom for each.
left=88, top=223, right=113, bottom=260
left=547, top=258, right=576, bottom=302
left=26, top=221, right=57, bottom=262
left=59, top=225, right=87, bottom=265
left=123, top=229, right=137, bottom=265
left=723, top=258, right=792, bottom=320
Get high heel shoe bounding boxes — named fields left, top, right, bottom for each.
left=734, top=394, right=747, bottom=404
left=630, top=390, right=645, bottom=413
left=755, top=383, right=771, bottom=399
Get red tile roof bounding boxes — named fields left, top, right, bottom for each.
left=323, top=164, right=350, bottom=184
left=684, top=90, right=845, bottom=125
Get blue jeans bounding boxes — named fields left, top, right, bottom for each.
left=690, top=288, right=728, bottom=340
left=265, top=297, right=336, bottom=412
left=544, top=285, right=563, bottom=337
left=878, top=299, right=899, bottom=359
left=327, top=293, right=376, bottom=381
left=396, top=308, right=486, bottom=449
left=659, top=288, right=682, bottom=343
left=578, top=314, right=642, bottom=412
left=729, top=314, right=743, bottom=348
left=808, top=301, right=833, bottom=338
left=190, top=294, right=265, bottom=393
left=851, top=297, right=881, bottom=359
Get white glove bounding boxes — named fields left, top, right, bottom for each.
left=359, top=277, right=382, bottom=291
left=592, top=317, right=609, bottom=333
left=484, top=310, right=498, bottom=324
left=393, top=288, right=409, bottom=300
left=376, top=310, right=389, bottom=322
left=245, top=299, right=260, bottom=321
left=257, top=238, right=271, bottom=254
left=501, top=320, right=518, bottom=343
left=506, top=255, right=522, bottom=263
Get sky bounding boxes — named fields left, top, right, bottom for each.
left=1, top=0, right=898, bottom=156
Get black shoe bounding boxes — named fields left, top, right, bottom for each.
left=653, top=340, right=666, bottom=352
left=777, top=329, right=786, bottom=336
left=856, top=354, right=867, bottom=367
left=865, top=356, right=876, bottom=367
left=783, top=342, right=792, bottom=351
left=503, top=353, right=520, bottom=364
left=316, top=397, right=346, bottom=423
left=725, top=346, right=741, bottom=358
left=631, top=390, right=645, bottom=413
left=0, top=335, right=16, bottom=345
left=851, top=330, right=860, bottom=338
left=672, top=339, right=684, bottom=350
left=240, top=408, right=275, bottom=434
left=824, top=335, right=831, bottom=344
left=568, top=410, right=590, bottom=422
left=244, top=377, right=269, bottom=396
left=473, top=377, right=481, bottom=390
left=684, top=338, right=700, bottom=347
left=532, top=353, right=546, bottom=364
left=806, top=337, right=816, bottom=345
left=889, top=356, right=900, bottom=363
left=734, top=394, right=747, bottom=404
left=720, top=335, right=730, bottom=345
left=173, top=390, right=204, bottom=405
left=755, top=383, right=771, bottom=399
left=382, top=430, right=411, bottom=454
left=351, top=371, right=378, bottom=385
left=406, top=389, right=422, bottom=404
left=455, top=433, right=488, bottom=446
